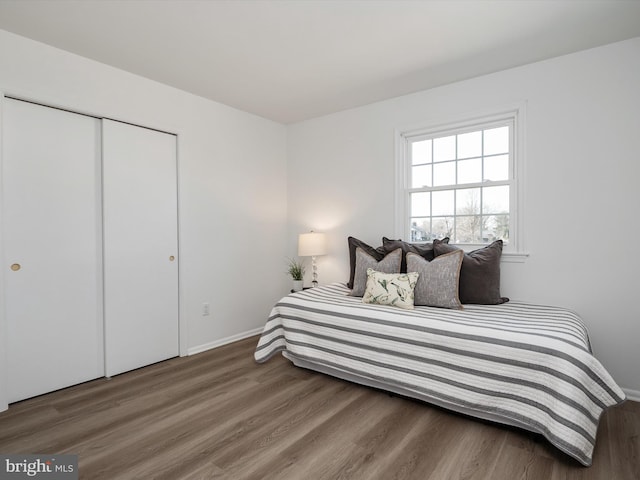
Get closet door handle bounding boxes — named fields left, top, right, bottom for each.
left=169, top=256, right=175, bottom=261
left=10, top=263, right=21, bottom=271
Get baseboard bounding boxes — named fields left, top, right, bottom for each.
left=623, top=387, right=640, bottom=402
left=187, top=327, right=263, bottom=356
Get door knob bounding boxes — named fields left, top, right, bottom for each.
left=10, top=263, right=21, bottom=271
left=169, top=256, right=175, bottom=261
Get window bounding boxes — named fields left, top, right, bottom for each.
left=396, top=105, right=526, bottom=260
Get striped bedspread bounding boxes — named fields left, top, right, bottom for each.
left=254, top=283, right=625, bottom=466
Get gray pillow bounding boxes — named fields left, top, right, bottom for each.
left=350, top=247, right=402, bottom=297
left=433, top=240, right=508, bottom=305
left=406, top=250, right=463, bottom=309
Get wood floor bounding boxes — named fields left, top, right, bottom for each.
left=0, top=336, right=638, bottom=480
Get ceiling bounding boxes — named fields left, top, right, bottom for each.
left=0, top=1, right=639, bottom=124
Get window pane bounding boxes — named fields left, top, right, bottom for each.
left=433, top=162, right=456, bottom=186
left=433, top=135, right=456, bottom=162
left=456, top=188, right=480, bottom=215
left=484, top=214, right=510, bottom=244
left=411, top=192, right=430, bottom=217
left=484, top=154, right=509, bottom=181
left=412, top=164, right=432, bottom=188
left=410, top=218, right=431, bottom=242
left=483, top=126, right=509, bottom=155
left=457, top=131, right=481, bottom=159
left=432, top=190, right=454, bottom=216
left=412, top=139, right=432, bottom=165
left=432, top=217, right=454, bottom=238
left=455, top=216, right=483, bottom=244
left=457, top=158, right=482, bottom=184
left=482, top=185, right=509, bottom=214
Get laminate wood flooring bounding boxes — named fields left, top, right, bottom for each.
left=0, top=336, right=638, bottom=479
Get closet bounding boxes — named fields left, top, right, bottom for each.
left=2, top=98, right=179, bottom=402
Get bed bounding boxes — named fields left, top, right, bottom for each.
left=254, top=282, right=626, bottom=466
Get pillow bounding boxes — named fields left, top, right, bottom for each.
left=382, top=237, right=449, bottom=273
left=350, top=247, right=402, bottom=297
left=362, top=268, right=419, bottom=310
left=347, top=237, right=386, bottom=288
left=406, top=251, right=463, bottom=309
left=433, top=240, right=509, bottom=305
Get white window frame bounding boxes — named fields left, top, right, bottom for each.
left=395, top=103, right=528, bottom=262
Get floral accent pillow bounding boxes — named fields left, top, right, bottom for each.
left=362, top=268, right=419, bottom=310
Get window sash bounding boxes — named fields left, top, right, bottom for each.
left=395, top=105, right=526, bottom=259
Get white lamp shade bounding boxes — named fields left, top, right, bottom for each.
left=298, top=232, right=327, bottom=257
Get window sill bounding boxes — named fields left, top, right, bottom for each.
left=501, top=252, right=529, bottom=263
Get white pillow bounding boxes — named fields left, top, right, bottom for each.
left=362, top=268, right=419, bottom=310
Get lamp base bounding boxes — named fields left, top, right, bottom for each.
left=311, top=256, right=319, bottom=287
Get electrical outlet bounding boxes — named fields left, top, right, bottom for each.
left=202, top=302, right=210, bottom=316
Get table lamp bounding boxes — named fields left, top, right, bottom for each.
left=298, top=231, right=327, bottom=287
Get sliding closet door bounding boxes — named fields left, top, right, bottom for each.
left=2, top=98, right=103, bottom=402
left=102, top=119, right=179, bottom=377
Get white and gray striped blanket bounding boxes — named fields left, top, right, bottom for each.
left=254, top=283, right=625, bottom=466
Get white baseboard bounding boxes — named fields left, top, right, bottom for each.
left=187, top=327, right=263, bottom=356
left=623, top=387, right=640, bottom=402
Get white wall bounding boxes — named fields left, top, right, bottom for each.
left=0, top=29, right=288, bottom=409
left=287, top=37, right=640, bottom=395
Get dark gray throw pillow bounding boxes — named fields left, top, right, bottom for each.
left=347, top=237, right=386, bottom=288
left=382, top=237, right=449, bottom=273
left=433, top=240, right=509, bottom=305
